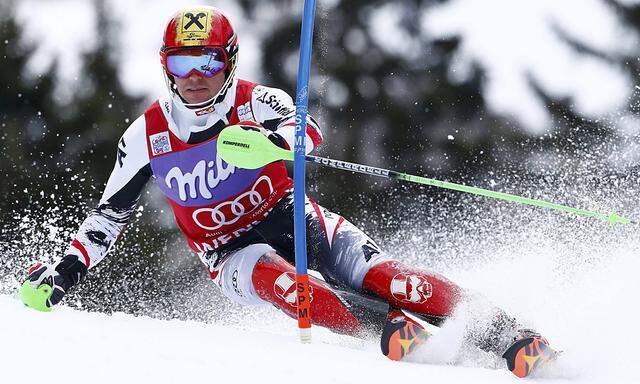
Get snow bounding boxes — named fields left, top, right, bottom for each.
left=3, top=226, right=640, bottom=384
left=3, top=171, right=640, bottom=383
left=0, top=295, right=535, bottom=383
left=4, top=168, right=640, bottom=383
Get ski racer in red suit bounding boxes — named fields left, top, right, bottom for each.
left=24, top=6, right=556, bottom=378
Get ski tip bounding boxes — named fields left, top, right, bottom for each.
left=381, top=309, right=430, bottom=361
left=502, top=335, right=558, bottom=378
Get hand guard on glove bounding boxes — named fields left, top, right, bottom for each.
left=24, top=254, right=88, bottom=309
left=237, top=121, right=289, bottom=150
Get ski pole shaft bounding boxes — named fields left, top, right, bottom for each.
left=305, top=155, right=632, bottom=225
left=216, top=126, right=632, bottom=225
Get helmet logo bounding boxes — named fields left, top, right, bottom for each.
left=184, top=12, right=206, bottom=30
left=177, top=9, right=212, bottom=44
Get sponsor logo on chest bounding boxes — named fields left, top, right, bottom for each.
left=150, top=138, right=264, bottom=207
left=165, top=156, right=236, bottom=201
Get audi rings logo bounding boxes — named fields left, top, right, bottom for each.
left=192, top=176, right=274, bottom=230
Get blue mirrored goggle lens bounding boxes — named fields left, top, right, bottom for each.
left=167, top=50, right=226, bottom=78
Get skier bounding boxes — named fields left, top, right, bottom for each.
left=23, top=6, right=556, bottom=377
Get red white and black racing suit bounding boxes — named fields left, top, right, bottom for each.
left=61, top=77, right=520, bottom=352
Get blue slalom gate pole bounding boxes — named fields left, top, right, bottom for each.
left=293, top=0, right=317, bottom=343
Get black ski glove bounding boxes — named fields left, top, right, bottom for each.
left=26, top=254, right=88, bottom=308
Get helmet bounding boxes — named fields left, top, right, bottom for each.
left=160, top=6, right=239, bottom=113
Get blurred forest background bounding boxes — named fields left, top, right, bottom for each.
left=1, top=0, right=640, bottom=320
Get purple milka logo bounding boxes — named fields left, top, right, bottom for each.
left=150, top=139, right=261, bottom=206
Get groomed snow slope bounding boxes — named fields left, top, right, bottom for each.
left=0, top=286, right=632, bottom=384
left=0, top=295, right=532, bottom=384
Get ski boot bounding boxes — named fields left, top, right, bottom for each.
left=380, top=308, right=431, bottom=361
left=502, top=330, right=558, bottom=378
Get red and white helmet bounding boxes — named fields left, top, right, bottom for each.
left=160, top=6, right=239, bottom=112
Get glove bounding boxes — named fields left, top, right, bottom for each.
left=237, top=120, right=289, bottom=149
left=24, top=254, right=88, bottom=310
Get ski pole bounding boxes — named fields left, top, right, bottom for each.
left=217, top=125, right=633, bottom=225
left=306, top=156, right=631, bottom=224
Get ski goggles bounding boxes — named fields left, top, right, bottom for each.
left=165, top=47, right=227, bottom=78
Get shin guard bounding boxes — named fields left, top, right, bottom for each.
left=362, top=260, right=463, bottom=324
left=252, top=252, right=388, bottom=336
